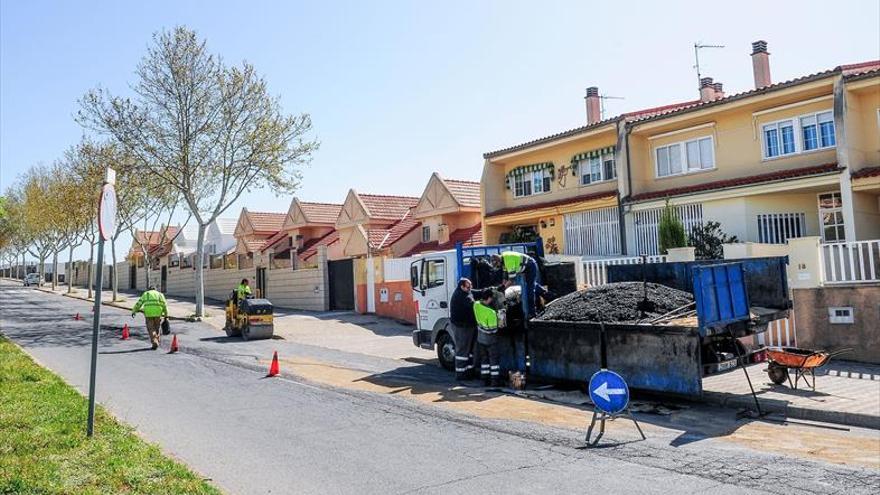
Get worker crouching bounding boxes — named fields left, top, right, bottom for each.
left=131, top=285, right=169, bottom=350
left=473, top=290, right=505, bottom=387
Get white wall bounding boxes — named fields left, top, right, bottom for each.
left=166, top=266, right=196, bottom=298
left=267, top=267, right=327, bottom=311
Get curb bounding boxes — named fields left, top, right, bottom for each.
left=55, top=291, right=192, bottom=322
left=702, top=390, right=880, bottom=430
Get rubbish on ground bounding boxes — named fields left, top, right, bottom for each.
left=536, top=282, right=694, bottom=323
left=509, top=371, right=526, bottom=390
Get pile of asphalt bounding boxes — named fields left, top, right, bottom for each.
left=535, top=281, right=694, bottom=323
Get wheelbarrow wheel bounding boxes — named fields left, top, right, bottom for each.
left=768, top=363, right=788, bottom=385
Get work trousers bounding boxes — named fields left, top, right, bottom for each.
left=145, top=317, right=162, bottom=349
left=522, top=258, right=547, bottom=318
left=477, top=332, right=501, bottom=386
left=450, top=322, right=476, bottom=380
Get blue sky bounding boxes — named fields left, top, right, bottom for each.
left=2, top=0, right=878, bottom=260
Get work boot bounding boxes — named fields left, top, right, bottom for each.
left=151, top=342, right=159, bottom=350
left=490, top=377, right=503, bottom=388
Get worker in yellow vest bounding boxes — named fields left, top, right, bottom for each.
left=131, top=285, right=168, bottom=350
left=473, top=290, right=503, bottom=387
left=493, top=251, right=546, bottom=318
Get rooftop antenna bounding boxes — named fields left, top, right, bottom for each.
left=693, top=42, right=725, bottom=91
left=599, top=94, right=625, bottom=120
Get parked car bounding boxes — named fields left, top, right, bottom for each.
left=23, top=273, right=42, bottom=287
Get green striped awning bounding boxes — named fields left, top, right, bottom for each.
left=570, top=146, right=615, bottom=164
left=505, top=162, right=555, bottom=189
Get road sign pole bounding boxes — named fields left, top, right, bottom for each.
left=86, top=235, right=105, bottom=437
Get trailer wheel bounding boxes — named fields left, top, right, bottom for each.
left=436, top=332, right=455, bottom=372
left=768, top=363, right=788, bottom=385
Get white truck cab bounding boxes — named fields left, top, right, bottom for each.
left=410, top=240, right=543, bottom=371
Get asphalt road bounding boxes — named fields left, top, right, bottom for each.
left=1, top=282, right=877, bottom=495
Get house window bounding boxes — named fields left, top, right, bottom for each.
left=579, top=150, right=616, bottom=185
left=763, top=120, right=796, bottom=158
left=828, top=307, right=854, bottom=324
left=655, top=136, right=714, bottom=178
left=757, top=213, right=806, bottom=243
left=762, top=110, right=835, bottom=159
left=818, top=192, right=846, bottom=242
left=421, top=226, right=431, bottom=243
left=513, top=169, right=551, bottom=198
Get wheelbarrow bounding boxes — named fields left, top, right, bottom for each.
left=764, top=347, right=851, bottom=391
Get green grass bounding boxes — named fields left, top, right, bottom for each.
left=0, top=336, right=221, bottom=495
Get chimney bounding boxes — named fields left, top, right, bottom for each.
left=699, top=77, right=716, bottom=102
left=751, top=40, right=771, bottom=88
left=585, top=86, right=601, bottom=125
left=712, top=82, right=724, bottom=99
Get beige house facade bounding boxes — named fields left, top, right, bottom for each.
left=481, top=40, right=880, bottom=258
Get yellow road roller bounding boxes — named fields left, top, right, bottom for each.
left=224, top=292, right=275, bottom=340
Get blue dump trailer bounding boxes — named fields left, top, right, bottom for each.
left=516, top=257, right=791, bottom=398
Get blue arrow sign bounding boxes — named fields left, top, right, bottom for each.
left=588, top=369, right=630, bottom=415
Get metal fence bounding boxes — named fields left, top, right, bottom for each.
left=822, top=239, right=880, bottom=284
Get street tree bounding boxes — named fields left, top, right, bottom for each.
left=79, top=26, right=318, bottom=316
left=69, top=139, right=106, bottom=299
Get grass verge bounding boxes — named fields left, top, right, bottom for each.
left=0, top=335, right=220, bottom=494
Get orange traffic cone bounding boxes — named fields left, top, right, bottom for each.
left=121, top=324, right=130, bottom=340
left=267, top=351, right=280, bottom=377
left=74, top=312, right=81, bottom=321
left=168, top=334, right=179, bottom=354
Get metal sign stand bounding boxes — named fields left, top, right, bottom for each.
left=584, top=322, right=646, bottom=447
left=86, top=168, right=116, bottom=437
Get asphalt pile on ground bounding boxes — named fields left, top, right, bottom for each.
left=535, top=282, right=694, bottom=323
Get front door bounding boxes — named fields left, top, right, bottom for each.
left=256, top=267, right=267, bottom=299
left=129, top=265, right=137, bottom=289
left=160, top=266, right=167, bottom=294
left=328, top=259, right=354, bottom=310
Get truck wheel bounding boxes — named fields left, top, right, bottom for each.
left=767, top=364, right=788, bottom=385
left=436, top=332, right=455, bottom=372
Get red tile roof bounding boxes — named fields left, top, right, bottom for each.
left=299, top=230, right=340, bottom=262
left=359, top=194, right=419, bottom=221
left=259, top=230, right=290, bottom=253
left=242, top=239, right=265, bottom=253
left=299, top=201, right=342, bottom=224
left=483, top=60, right=879, bottom=158
left=485, top=190, right=617, bottom=218
left=852, top=166, right=880, bottom=180
left=246, top=211, right=286, bottom=235
left=628, top=163, right=841, bottom=202
left=443, top=179, right=481, bottom=208
left=404, top=223, right=483, bottom=256
left=363, top=208, right=422, bottom=250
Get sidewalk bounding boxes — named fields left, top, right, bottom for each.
left=34, top=284, right=225, bottom=322
left=702, top=360, right=880, bottom=429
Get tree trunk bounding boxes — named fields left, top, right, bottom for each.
left=20, top=252, right=25, bottom=279
left=67, top=244, right=75, bottom=293
left=142, top=250, right=151, bottom=290
left=87, top=240, right=95, bottom=299
left=38, top=255, right=46, bottom=286
left=51, top=251, right=58, bottom=291
left=111, top=239, right=118, bottom=301
left=194, top=222, right=208, bottom=317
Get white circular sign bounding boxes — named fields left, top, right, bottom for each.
left=98, top=183, right=117, bottom=241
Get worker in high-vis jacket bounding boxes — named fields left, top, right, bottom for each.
left=493, top=251, right=546, bottom=318
left=473, top=291, right=503, bottom=387
left=131, top=285, right=168, bottom=350
left=236, top=278, right=252, bottom=301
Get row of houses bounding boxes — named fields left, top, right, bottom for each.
left=70, top=40, right=877, bottom=360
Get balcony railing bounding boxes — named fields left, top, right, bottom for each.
left=822, top=240, right=880, bottom=284
left=582, top=255, right=667, bottom=287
